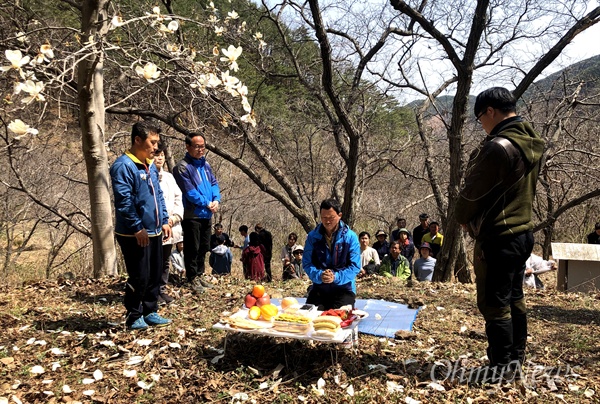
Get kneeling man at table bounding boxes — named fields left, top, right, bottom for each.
left=302, top=198, right=361, bottom=310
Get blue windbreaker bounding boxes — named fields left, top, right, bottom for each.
left=110, top=152, right=169, bottom=236
left=302, top=220, right=361, bottom=294
left=172, top=153, right=221, bottom=219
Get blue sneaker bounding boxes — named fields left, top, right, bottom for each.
left=128, top=316, right=149, bottom=331
left=144, top=312, right=172, bottom=327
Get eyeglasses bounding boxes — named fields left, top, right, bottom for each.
left=190, top=144, right=206, bottom=150
left=475, top=109, right=487, bottom=124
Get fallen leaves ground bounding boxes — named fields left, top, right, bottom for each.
left=0, top=272, right=598, bottom=403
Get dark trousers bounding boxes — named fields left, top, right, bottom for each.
left=474, top=231, right=534, bottom=367
left=264, top=259, right=272, bottom=282
left=116, top=235, right=162, bottom=324
left=182, top=218, right=211, bottom=281
left=306, top=287, right=356, bottom=311
left=160, top=244, right=173, bottom=292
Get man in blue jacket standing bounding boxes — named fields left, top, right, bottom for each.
left=173, top=134, right=221, bottom=294
left=302, top=199, right=361, bottom=310
left=110, top=121, right=172, bottom=330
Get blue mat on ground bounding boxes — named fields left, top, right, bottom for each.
left=270, top=298, right=419, bottom=338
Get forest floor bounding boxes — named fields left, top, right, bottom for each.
left=0, top=269, right=598, bottom=404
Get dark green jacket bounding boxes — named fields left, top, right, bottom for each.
left=455, top=117, right=545, bottom=241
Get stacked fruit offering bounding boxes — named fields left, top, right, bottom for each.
left=244, top=285, right=278, bottom=321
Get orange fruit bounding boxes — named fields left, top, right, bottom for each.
left=248, top=306, right=261, bottom=320
left=252, top=284, right=265, bottom=299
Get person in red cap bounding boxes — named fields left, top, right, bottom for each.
left=414, top=242, right=436, bottom=281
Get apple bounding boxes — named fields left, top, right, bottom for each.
left=244, top=293, right=257, bottom=308
left=256, top=294, right=271, bottom=307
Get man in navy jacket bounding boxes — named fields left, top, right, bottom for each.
left=110, top=121, right=172, bottom=330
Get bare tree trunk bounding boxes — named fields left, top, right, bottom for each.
left=78, top=0, right=117, bottom=277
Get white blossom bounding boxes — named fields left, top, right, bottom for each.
left=135, top=62, right=161, bottom=83
left=110, top=15, right=124, bottom=28
left=227, top=10, right=239, bottom=20
left=214, top=26, right=224, bottom=36
left=167, top=20, right=179, bottom=32
left=220, top=45, right=243, bottom=72
left=20, top=80, right=45, bottom=103
left=1, top=50, right=30, bottom=72
left=16, top=31, right=29, bottom=43
left=8, top=119, right=39, bottom=138
left=241, top=112, right=256, bottom=127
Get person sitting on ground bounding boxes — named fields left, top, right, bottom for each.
left=303, top=198, right=361, bottom=310
left=397, top=228, right=415, bottom=274
left=379, top=241, right=411, bottom=280
left=414, top=242, right=437, bottom=282
left=170, top=241, right=185, bottom=279
left=587, top=222, right=600, bottom=244
left=392, top=217, right=412, bottom=241
left=523, top=253, right=557, bottom=289
left=357, top=231, right=380, bottom=278
left=209, top=234, right=233, bottom=275
left=421, top=221, right=444, bottom=258
left=241, top=232, right=266, bottom=281
left=283, top=246, right=306, bottom=280
left=372, top=230, right=391, bottom=261
left=280, top=232, right=300, bottom=267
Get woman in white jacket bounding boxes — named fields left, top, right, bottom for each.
left=154, top=147, right=184, bottom=304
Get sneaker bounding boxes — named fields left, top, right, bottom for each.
left=127, top=316, right=149, bottom=331
left=159, top=292, right=175, bottom=304
left=198, top=278, right=214, bottom=288
left=144, top=312, right=172, bottom=327
left=190, top=278, right=206, bottom=294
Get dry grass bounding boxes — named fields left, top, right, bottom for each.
left=0, top=268, right=598, bottom=403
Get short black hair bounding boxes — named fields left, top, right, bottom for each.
left=249, top=231, right=260, bottom=246
left=131, top=120, right=161, bottom=145
left=214, top=223, right=223, bottom=230
left=358, top=231, right=370, bottom=239
left=155, top=139, right=166, bottom=154
left=474, top=87, right=517, bottom=118
left=239, top=225, right=248, bottom=233
left=595, top=222, right=600, bottom=230
left=288, top=232, right=298, bottom=240
left=320, top=198, right=342, bottom=214
left=184, top=133, right=206, bottom=146
left=216, top=234, right=225, bottom=244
